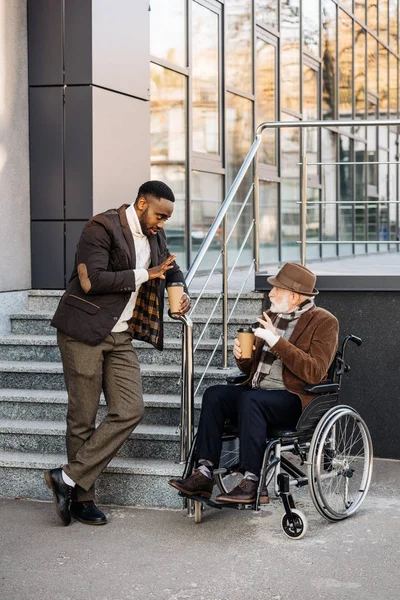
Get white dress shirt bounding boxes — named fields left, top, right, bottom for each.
left=112, top=204, right=151, bottom=333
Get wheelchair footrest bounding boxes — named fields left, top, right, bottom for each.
left=178, top=492, right=223, bottom=509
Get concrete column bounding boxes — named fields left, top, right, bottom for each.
left=28, top=0, right=150, bottom=288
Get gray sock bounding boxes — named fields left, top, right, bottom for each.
left=244, top=471, right=259, bottom=482
left=197, top=459, right=214, bottom=479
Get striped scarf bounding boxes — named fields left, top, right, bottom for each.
left=252, top=298, right=315, bottom=386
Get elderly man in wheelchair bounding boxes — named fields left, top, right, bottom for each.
left=169, top=263, right=373, bottom=537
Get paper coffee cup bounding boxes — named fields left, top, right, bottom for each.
left=167, top=282, right=185, bottom=315
left=237, top=327, right=255, bottom=359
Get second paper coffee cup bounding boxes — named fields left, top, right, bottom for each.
left=237, top=326, right=255, bottom=359
left=167, top=282, right=185, bottom=315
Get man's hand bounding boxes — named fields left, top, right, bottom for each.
left=256, top=311, right=278, bottom=335
left=147, top=254, right=177, bottom=280
left=177, top=292, right=190, bottom=316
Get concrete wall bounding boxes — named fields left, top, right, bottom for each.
left=0, top=1, right=31, bottom=291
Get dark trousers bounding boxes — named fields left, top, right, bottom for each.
left=195, top=384, right=302, bottom=476
left=57, top=331, right=144, bottom=501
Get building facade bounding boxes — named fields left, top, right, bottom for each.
left=0, top=1, right=399, bottom=293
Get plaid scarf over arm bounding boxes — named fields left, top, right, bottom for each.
left=252, top=298, right=315, bottom=388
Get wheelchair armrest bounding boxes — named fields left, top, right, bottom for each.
left=304, top=381, right=339, bottom=394
left=226, top=374, right=248, bottom=385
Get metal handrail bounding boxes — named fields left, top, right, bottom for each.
left=178, top=117, right=400, bottom=512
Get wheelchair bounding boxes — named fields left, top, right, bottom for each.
left=178, top=335, right=373, bottom=539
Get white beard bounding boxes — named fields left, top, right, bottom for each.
left=270, top=299, right=291, bottom=313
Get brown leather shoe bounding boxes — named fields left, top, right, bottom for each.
left=216, top=478, right=269, bottom=504
left=168, top=469, right=214, bottom=499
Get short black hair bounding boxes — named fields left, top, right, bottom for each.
left=136, top=180, right=175, bottom=203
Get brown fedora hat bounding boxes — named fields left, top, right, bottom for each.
left=267, top=262, right=319, bottom=296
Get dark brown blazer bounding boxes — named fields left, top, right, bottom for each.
left=51, top=205, right=187, bottom=347
left=236, top=306, right=339, bottom=409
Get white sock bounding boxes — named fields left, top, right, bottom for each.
left=244, top=471, right=259, bottom=482
left=62, top=470, right=76, bottom=488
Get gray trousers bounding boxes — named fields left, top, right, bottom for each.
left=57, top=331, right=144, bottom=501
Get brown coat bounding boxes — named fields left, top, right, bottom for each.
left=236, top=306, right=339, bottom=409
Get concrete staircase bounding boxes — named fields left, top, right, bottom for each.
left=0, top=290, right=264, bottom=508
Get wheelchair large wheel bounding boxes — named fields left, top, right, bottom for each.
left=214, top=436, right=240, bottom=494
left=308, top=407, right=373, bottom=521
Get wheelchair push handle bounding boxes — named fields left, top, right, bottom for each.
left=349, top=334, right=362, bottom=346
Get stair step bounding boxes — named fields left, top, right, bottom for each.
left=0, top=334, right=236, bottom=366
left=0, top=419, right=181, bottom=460
left=0, top=389, right=202, bottom=425
left=0, top=451, right=183, bottom=508
left=0, top=361, right=236, bottom=394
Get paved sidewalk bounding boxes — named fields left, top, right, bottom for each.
left=1, top=459, right=399, bottom=600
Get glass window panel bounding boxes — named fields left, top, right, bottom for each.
left=367, top=34, right=377, bottom=95
left=150, top=0, right=186, bottom=66
left=226, top=93, right=253, bottom=267
left=389, top=1, right=398, bottom=50
left=338, top=10, right=353, bottom=118
left=256, top=0, right=278, bottom=30
left=322, top=0, right=336, bottom=119
left=367, top=100, right=378, bottom=187
left=281, top=0, right=300, bottom=113
left=281, top=117, right=300, bottom=261
left=379, top=0, right=389, bottom=42
left=226, top=0, right=252, bottom=93
left=355, top=140, right=366, bottom=254
left=306, top=188, right=321, bottom=260
left=150, top=64, right=186, bottom=266
left=340, top=1, right=353, bottom=11
left=354, top=26, right=366, bottom=118
left=378, top=149, right=389, bottom=246
left=354, top=1, right=366, bottom=22
left=339, top=135, right=354, bottom=256
left=367, top=1, right=378, bottom=34
left=389, top=133, right=398, bottom=246
left=303, top=66, right=319, bottom=179
left=191, top=170, right=223, bottom=268
left=303, top=0, right=320, bottom=57
left=389, top=52, right=398, bottom=116
left=378, top=45, right=389, bottom=117
left=259, top=182, right=279, bottom=264
left=321, top=129, right=338, bottom=258
left=192, top=2, right=219, bottom=155
left=256, top=38, right=276, bottom=165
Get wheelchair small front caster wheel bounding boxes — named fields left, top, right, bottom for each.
left=194, top=501, right=202, bottom=524
left=281, top=509, right=308, bottom=540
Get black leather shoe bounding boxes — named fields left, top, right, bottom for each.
left=44, top=468, right=73, bottom=526
left=70, top=501, right=107, bottom=525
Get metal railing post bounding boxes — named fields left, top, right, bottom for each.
left=253, top=150, right=260, bottom=270
left=300, top=127, right=308, bottom=267
left=222, top=214, right=228, bottom=369
left=178, top=315, right=194, bottom=464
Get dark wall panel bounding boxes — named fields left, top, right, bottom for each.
left=31, top=222, right=64, bottom=289
left=64, top=0, right=92, bottom=84
left=29, top=87, right=64, bottom=220
left=28, top=0, right=63, bottom=85
left=66, top=222, right=86, bottom=282
left=65, top=87, right=93, bottom=219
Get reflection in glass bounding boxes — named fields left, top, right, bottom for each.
left=367, top=100, right=378, bottom=187
left=191, top=171, right=223, bottom=269
left=150, top=64, right=186, bottom=266
left=339, top=135, right=353, bottom=255
left=322, top=0, right=336, bottom=119
left=389, top=52, right=398, bottom=116
left=226, top=0, right=252, bottom=93
left=256, top=38, right=276, bottom=165
left=256, top=1, right=278, bottom=30
left=354, top=1, right=366, bottom=22
left=354, top=25, right=366, bottom=118
left=367, top=34, right=377, bottom=94
left=389, top=1, right=398, bottom=50
left=192, top=2, right=219, bottom=154
left=281, top=119, right=300, bottom=261
left=321, top=130, right=337, bottom=258
left=379, top=45, right=388, bottom=117
left=226, top=93, right=253, bottom=267
left=303, top=66, right=319, bottom=179
left=303, top=0, right=320, bottom=56
left=259, top=182, right=279, bottom=263
left=379, top=0, right=389, bottom=41
left=281, top=0, right=300, bottom=112
left=150, top=0, right=185, bottom=65
left=355, top=140, right=366, bottom=254
left=338, top=10, right=353, bottom=118
left=367, top=1, right=378, bottom=34
left=379, top=149, right=389, bottom=247
left=306, top=188, right=321, bottom=260
left=389, top=133, right=397, bottom=246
